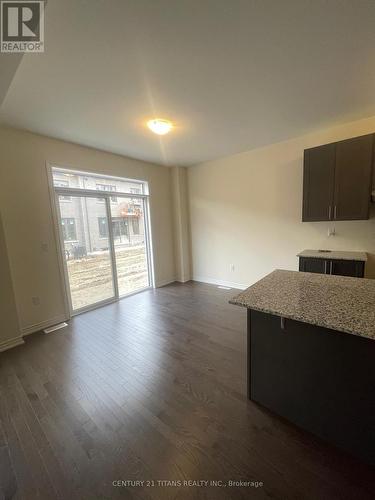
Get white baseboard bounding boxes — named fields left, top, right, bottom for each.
left=156, top=277, right=193, bottom=287
left=156, top=276, right=246, bottom=289
left=155, top=278, right=177, bottom=288
left=0, top=336, right=25, bottom=353
left=21, top=314, right=69, bottom=336
left=192, top=276, right=247, bottom=290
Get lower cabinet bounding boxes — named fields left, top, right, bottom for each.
left=299, top=257, right=365, bottom=278
left=248, top=309, right=375, bottom=465
left=330, top=259, right=365, bottom=277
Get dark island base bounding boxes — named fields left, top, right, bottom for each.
left=247, top=309, right=375, bottom=465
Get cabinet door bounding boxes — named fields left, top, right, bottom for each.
left=299, top=257, right=328, bottom=274
left=334, top=134, right=373, bottom=220
left=302, top=144, right=335, bottom=221
left=249, top=310, right=375, bottom=465
left=330, top=260, right=365, bottom=278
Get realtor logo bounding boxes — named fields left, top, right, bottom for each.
left=1, top=1, right=44, bottom=52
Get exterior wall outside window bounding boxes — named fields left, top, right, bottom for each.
left=61, top=218, right=77, bottom=241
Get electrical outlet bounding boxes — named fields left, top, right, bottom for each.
left=32, top=296, right=40, bottom=306
left=41, top=242, right=49, bottom=252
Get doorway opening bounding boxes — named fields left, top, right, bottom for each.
left=50, top=166, right=153, bottom=315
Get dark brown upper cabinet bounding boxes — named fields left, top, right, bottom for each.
left=302, top=134, right=374, bottom=222
left=303, top=143, right=335, bottom=221
left=334, top=135, right=373, bottom=220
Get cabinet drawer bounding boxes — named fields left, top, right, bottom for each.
left=299, top=257, right=328, bottom=274
left=299, top=257, right=365, bottom=278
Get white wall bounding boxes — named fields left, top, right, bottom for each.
left=171, top=166, right=191, bottom=282
left=188, top=115, right=375, bottom=289
left=0, top=210, right=21, bottom=351
left=0, top=127, right=176, bottom=334
left=2, top=112, right=375, bottom=342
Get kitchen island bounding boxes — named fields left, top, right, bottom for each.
left=230, top=270, right=375, bottom=465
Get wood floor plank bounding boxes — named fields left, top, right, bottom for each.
left=0, top=419, right=17, bottom=500
left=0, top=369, right=39, bottom=499
left=0, top=281, right=374, bottom=500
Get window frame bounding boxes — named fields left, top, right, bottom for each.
left=51, top=166, right=148, bottom=197
left=54, top=180, right=72, bottom=201
left=48, top=162, right=154, bottom=319
left=96, top=183, right=118, bottom=203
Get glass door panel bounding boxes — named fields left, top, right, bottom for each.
left=110, top=197, right=150, bottom=296
left=58, top=195, right=115, bottom=312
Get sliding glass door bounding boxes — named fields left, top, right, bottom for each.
left=110, top=197, right=150, bottom=296
left=57, top=195, right=116, bottom=312
left=53, top=167, right=153, bottom=315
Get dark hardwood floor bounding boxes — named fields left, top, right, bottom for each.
left=0, top=281, right=374, bottom=500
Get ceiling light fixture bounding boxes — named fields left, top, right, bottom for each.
left=147, top=118, right=173, bottom=135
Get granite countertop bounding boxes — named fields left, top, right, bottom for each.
left=230, top=270, right=375, bottom=340
left=297, top=249, right=367, bottom=262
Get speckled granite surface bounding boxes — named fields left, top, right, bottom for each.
left=230, top=270, right=375, bottom=340
left=297, top=249, right=367, bottom=262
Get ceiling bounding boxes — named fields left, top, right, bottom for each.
left=0, top=54, right=23, bottom=108
left=1, top=0, right=375, bottom=166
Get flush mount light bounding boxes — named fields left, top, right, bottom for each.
left=147, top=118, right=173, bottom=135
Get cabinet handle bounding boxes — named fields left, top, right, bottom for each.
left=324, top=261, right=328, bottom=274
left=328, top=206, right=332, bottom=220
left=280, top=317, right=286, bottom=330
left=334, top=206, right=337, bottom=219
left=330, top=261, right=333, bottom=274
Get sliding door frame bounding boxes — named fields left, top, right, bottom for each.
left=55, top=191, right=119, bottom=316
left=46, top=163, right=154, bottom=318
